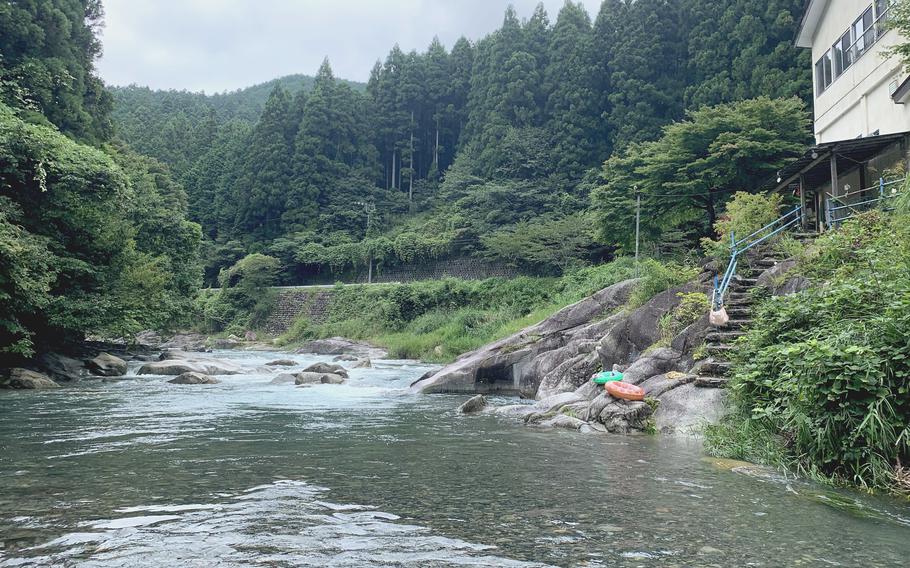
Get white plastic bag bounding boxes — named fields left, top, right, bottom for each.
left=709, top=307, right=729, bottom=327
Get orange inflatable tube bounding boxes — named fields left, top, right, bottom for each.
left=605, top=381, right=645, bottom=401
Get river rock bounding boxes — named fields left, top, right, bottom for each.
left=36, top=352, right=87, bottom=382
left=619, top=348, right=683, bottom=384
left=294, top=372, right=345, bottom=385
left=210, top=337, right=242, bottom=349
left=2, top=368, right=60, bottom=389
left=137, top=358, right=243, bottom=376
left=169, top=372, right=219, bottom=385
left=457, top=395, right=487, bottom=414
left=86, top=352, right=128, bottom=377
left=266, top=359, right=297, bottom=367
left=302, top=362, right=349, bottom=379
left=411, top=279, right=639, bottom=395
left=350, top=358, right=372, bottom=369
left=536, top=414, right=589, bottom=431
left=270, top=373, right=298, bottom=385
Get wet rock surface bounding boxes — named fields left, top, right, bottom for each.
left=86, top=352, right=128, bottom=377
left=168, top=372, right=219, bottom=385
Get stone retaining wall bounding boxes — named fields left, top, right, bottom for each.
left=264, top=289, right=334, bottom=335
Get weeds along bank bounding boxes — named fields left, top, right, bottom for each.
left=197, top=257, right=696, bottom=363
left=706, top=188, right=910, bottom=495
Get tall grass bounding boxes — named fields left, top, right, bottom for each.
left=277, top=257, right=696, bottom=363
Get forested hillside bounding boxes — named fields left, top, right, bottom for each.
left=109, top=0, right=812, bottom=287
left=0, top=1, right=201, bottom=356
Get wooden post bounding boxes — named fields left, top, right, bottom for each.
left=799, top=174, right=808, bottom=231
left=827, top=152, right=839, bottom=231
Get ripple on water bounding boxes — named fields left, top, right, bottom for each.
left=4, top=480, right=553, bottom=568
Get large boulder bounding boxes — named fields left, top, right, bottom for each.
left=652, top=383, right=727, bottom=434
left=265, top=359, right=297, bottom=367
left=350, top=358, right=372, bottom=369
left=2, top=368, right=60, bottom=389
left=302, top=362, right=349, bottom=379
left=157, top=333, right=208, bottom=351
left=619, top=348, right=683, bottom=385
left=169, top=372, right=219, bottom=385
left=411, top=279, right=638, bottom=395
left=269, top=373, right=298, bottom=385
left=755, top=258, right=811, bottom=297
left=36, top=352, right=87, bottom=382
left=137, top=357, right=243, bottom=376
left=294, top=372, right=345, bottom=385
left=86, top=352, right=128, bottom=377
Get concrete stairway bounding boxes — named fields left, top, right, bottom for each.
left=694, top=255, right=781, bottom=388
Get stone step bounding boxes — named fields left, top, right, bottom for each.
left=706, top=344, right=736, bottom=355
left=725, top=307, right=751, bottom=317
left=726, top=319, right=754, bottom=329
left=696, top=361, right=732, bottom=376
left=706, top=331, right=746, bottom=342
left=732, top=277, right=758, bottom=287
left=695, top=377, right=729, bottom=388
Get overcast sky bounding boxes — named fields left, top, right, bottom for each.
left=97, top=0, right=603, bottom=94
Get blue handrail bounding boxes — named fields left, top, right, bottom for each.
left=711, top=205, right=801, bottom=311
left=826, top=177, right=903, bottom=227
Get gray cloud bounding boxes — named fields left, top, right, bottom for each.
left=97, top=0, right=602, bottom=93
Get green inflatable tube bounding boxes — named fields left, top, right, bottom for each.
left=592, top=371, right=623, bottom=385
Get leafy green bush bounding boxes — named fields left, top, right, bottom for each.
left=708, top=207, right=910, bottom=492
left=202, top=254, right=280, bottom=332
left=701, top=191, right=785, bottom=261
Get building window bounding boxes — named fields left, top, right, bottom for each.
left=876, top=0, right=894, bottom=37
left=833, top=30, right=853, bottom=76
left=816, top=50, right=833, bottom=95
left=854, top=7, right=875, bottom=55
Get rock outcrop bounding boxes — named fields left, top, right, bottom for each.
left=86, top=352, right=128, bottom=377
left=411, top=279, right=640, bottom=396
left=2, top=368, right=60, bottom=389
left=436, top=275, right=728, bottom=435
left=169, top=372, right=219, bottom=385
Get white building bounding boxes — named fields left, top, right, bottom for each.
left=800, top=0, right=907, bottom=143
left=773, top=0, right=909, bottom=230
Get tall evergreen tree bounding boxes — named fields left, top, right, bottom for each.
left=234, top=85, right=293, bottom=239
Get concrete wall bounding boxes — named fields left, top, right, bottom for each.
left=808, top=1, right=910, bottom=143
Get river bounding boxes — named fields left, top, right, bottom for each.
left=1, top=350, right=908, bottom=567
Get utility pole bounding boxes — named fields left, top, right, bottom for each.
left=634, top=186, right=641, bottom=278
left=356, top=201, right=377, bottom=284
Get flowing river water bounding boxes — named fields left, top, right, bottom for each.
left=1, top=350, right=909, bottom=567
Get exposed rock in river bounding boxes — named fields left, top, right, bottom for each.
left=266, top=359, right=297, bottom=367
left=457, top=395, right=487, bottom=413
left=2, top=368, right=60, bottom=389
left=86, top=352, right=127, bottom=377
left=302, top=362, right=349, bottom=378
left=431, top=275, right=728, bottom=435
left=137, top=357, right=243, bottom=376
left=168, top=372, right=219, bottom=385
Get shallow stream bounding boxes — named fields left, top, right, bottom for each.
left=1, top=350, right=908, bottom=566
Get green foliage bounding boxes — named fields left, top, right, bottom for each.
left=0, top=102, right=200, bottom=354
left=277, top=257, right=690, bottom=362
left=628, top=259, right=699, bottom=308
left=204, top=254, right=280, bottom=332
left=0, top=0, right=113, bottom=143
left=708, top=206, right=910, bottom=492
left=105, top=3, right=813, bottom=283
left=701, top=191, right=785, bottom=260
left=886, top=0, right=910, bottom=71
left=594, top=97, right=810, bottom=254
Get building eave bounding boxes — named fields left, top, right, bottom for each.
left=796, top=0, right=829, bottom=49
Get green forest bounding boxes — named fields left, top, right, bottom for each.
left=108, top=0, right=813, bottom=285
left=0, top=0, right=813, bottom=355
